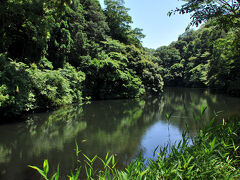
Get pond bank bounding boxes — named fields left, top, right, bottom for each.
left=1, top=87, right=240, bottom=179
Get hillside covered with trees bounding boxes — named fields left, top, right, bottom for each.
left=152, top=22, right=240, bottom=95
left=0, top=0, right=164, bottom=117
left=1, top=0, right=240, bottom=118
left=1, top=1, right=240, bottom=179
left=153, top=0, right=240, bottom=95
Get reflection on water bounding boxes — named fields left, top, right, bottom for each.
left=0, top=88, right=240, bottom=180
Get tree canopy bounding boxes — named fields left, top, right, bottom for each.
left=169, top=0, right=240, bottom=27
left=153, top=19, right=240, bottom=95
left=0, top=0, right=164, bottom=117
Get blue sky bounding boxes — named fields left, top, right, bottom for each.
left=99, top=0, right=192, bottom=49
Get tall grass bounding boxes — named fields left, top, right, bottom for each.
left=30, top=115, right=240, bottom=179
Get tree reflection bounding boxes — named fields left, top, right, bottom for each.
left=0, top=88, right=240, bottom=179
left=159, top=88, right=240, bottom=135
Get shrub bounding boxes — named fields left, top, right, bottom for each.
left=84, top=57, right=145, bottom=99
left=0, top=54, right=36, bottom=116
left=0, top=54, right=85, bottom=117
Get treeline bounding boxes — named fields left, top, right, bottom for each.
left=0, top=0, right=164, bottom=117
left=152, top=21, right=240, bottom=95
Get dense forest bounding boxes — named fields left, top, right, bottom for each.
left=154, top=0, right=240, bottom=95
left=1, top=0, right=240, bottom=179
left=0, top=0, right=163, bottom=117
left=1, top=0, right=240, bottom=118
left=151, top=21, right=240, bottom=95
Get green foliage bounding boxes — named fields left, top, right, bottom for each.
left=29, top=65, right=73, bottom=107
left=104, top=0, right=145, bottom=47
left=31, top=116, right=240, bottom=179
left=126, top=45, right=164, bottom=94
left=189, top=64, right=208, bottom=87
left=84, top=56, right=145, bottom=99
left=0, top=85, right=10, bottom=107
left=81, top=0, right=109, bottom=42
left=0, top=54, right=85, bottom=117
left=208, top=28, right=240, bottom=95
left=0, top=54, right=36, bottom=115
left=160, top=0, right=240, bottom=95
left=154, top=45, right=184, bottom=86
left=79, top=0, right=110, bottom=59
left=0, top=0, right=58, bottom=63
left=30, top=151, right=118, bottom=180
left=29, top=160, right=60, bottom=180
left=104, top=0, right=132, bottom=43
left=153, top=21, right=240, bottom=95
left=169, top=0, right=240, bottom=28
left=0, top=0, right=164, bottom=117
left=82, top=38, right=163, bottom=99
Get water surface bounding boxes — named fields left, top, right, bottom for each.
left=0, top=88, right=240, bottom=179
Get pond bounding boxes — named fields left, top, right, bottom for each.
left=0, top=88, right=240, bottom=179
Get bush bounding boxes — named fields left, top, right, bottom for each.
left=84, top=57, right=145, bottom=99
left=126, top=45, right=164, bottom=94
left=0, top=54, right=36, bottom=116
left=28, top=64, right=73, bottom=107
left=0, top=54, right=85, bottom=117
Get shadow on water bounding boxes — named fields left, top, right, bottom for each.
left=0, top=87, right=240, bottom=179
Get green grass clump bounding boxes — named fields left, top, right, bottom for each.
left=30, top=116, right=240, bottom=179
left=141, top=118, right=240, bottom=179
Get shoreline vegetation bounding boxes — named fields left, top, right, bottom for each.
left=1, top=0, right=240, bottom=119
left=0, top=0, right=164, bottom=118
left=30, top=115, right=240, bottom=179
left=1, top=0, right=240, bottom=178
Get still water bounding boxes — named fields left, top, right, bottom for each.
left=0, top=88, right=240, bottom=179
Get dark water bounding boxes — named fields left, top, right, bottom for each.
left=0, top=88, right=240, bottom=179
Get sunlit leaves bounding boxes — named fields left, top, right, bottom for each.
left=169, top=0, right=240, bottom=28
left=0, top=0, right=164, bottom=116
left=104, top=0, right=145, bottom=46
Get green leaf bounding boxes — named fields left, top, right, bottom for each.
left=104, top=155, right=113, bottom=168
left=210, top=137, right=216, bottom=152
left=200, top=105, right=207, bottom=116
left=82, top=153, right=91, bottom=163
left=29, top=165, right=48, bottom=180
left=165, top=113, right=172, bottom=120
left=50, top=168, right=60, bottom=180
left=43, top=159, right=49, bottom=175
left=75, top=140, right=80, bottom=157
left=73, top=168, right=81, bottom=180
